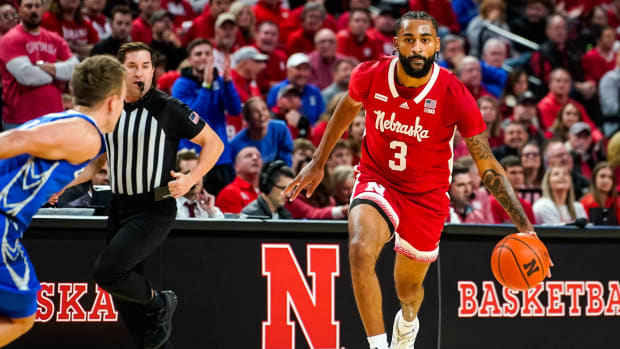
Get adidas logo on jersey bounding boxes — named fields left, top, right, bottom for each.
left=399, top=102, right=409, bottom=109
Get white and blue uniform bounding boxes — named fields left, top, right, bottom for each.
left=0, top=111, right=104, bottom=318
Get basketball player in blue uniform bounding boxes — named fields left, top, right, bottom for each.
left=0, top=55, right=126, bottom=346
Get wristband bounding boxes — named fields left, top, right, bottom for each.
left=202, top=81, right=211, bottom=89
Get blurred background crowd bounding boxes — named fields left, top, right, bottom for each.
left=1, top=0, right=619, bottom=225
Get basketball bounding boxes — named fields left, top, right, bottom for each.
left=491, top=233, right=550, bottom=291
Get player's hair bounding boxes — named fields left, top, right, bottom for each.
left=187, top=38, right=212, bottom=56
left=302, top=2, right=326, bottom=20
left=175, top=149, right=199, bottom=172
left=589, top=162, right=617, bottom=207
left=394, top=11, right=438, bottom=36
left=500, top=155, right=522, bottom=170
left=293, top=138, right=316, bottom=153
left=541, top=165, right=577, bottom=220
left=118, top=42, right=157, bottom=66
left=111, top=5, right=132, bottom=19
left=71, top=55, right=126, bottom=108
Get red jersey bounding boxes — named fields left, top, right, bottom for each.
left=182, top=10, right=214, bottom=46
left=349, top=56, right=486, bottom=194
left=41, top=12, right=99, bottom=45
left=337, top=29, right=382, bottom=63
left=286, top=28, right=316, bottom=55
left=0, top=25, right=72, bottom=124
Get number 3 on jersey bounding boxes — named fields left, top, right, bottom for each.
left=389, top=140, right=407, bottom=171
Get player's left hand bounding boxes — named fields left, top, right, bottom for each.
left=168, top=170, right=194, bottom=198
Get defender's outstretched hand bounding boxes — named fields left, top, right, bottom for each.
left=282, top=159, right=324, bottom=201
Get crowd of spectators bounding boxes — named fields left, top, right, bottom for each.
left=1, top=0, right=619, bottom=225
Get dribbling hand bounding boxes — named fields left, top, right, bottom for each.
left=282, top=159, right=324, bottom=201
left=48, top=189, right=65, bottom=206
left=526, top=230, right=554, bottom=278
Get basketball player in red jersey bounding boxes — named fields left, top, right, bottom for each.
left=284, top=11, right=552, bottom=349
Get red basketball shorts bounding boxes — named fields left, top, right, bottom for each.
left=350, top=172, right=450, bottom=262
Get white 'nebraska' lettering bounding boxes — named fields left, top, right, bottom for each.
left=374, top=110, right=429, bottom=142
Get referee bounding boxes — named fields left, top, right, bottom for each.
left=84, top=43, right=222, bottom=349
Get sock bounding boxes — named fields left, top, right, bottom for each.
left=147, top=290, right=165, bottom=311
left=367, top=333, right=388, bottom=349
left=398, top=314, right=418, bottom=335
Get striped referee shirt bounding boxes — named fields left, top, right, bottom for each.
left=105, top=88, right=205, bottom=195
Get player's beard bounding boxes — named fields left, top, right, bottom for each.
left=399, top=52, right=435, bottom=79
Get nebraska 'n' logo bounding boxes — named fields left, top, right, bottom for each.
left=262, top=244, right=340, bottom=349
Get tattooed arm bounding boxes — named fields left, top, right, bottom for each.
left=465, top=132, right=535, bottom=233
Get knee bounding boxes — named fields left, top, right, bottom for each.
left=92, top=256, right=122, bottom=288
left=349, top=236, right=379, bottom=272
left=395, top=279, right=424, bottom=304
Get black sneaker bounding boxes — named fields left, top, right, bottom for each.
left=144, top=290, right=178, bottom=349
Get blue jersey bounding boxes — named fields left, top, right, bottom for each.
left=0, top=111, right=105, bottom=228
left=0, top=111, right=104, bottom=293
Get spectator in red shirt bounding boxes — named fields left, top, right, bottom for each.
left=182, top=0, right=231, bottom=46
left=368, top=4, right=398, bottom=56
left=215, top=146, right=262, bottom=214
left=580, top=162, right=620, bottom=224
left=286, top=2, right=326, bottom=55
left=537, top=68, right=602, bottom=141
left=308, top=28, right=350, bottom=90
left=161, top=0, right=196, bottom=34
left=131, top=0, right=159, bottom=44
left=582, top=25, right=617, bottom=85
left=230, top=1, right=255, bottom=46
left=335, top=0, right=373, bottom=31
left=0, top=0, right=77, bottom=129
left=254, top=20, right=287, bottom=95
left=230, top=46, right=267, bottom=102
left=41, top=0, right=99, bottom=59
left=456, top=56, right=493, bottom=100
left=336, top=8, right=381, bottom=63
left=83, top=0, right=110, bottom=40
left=410, top=0, right=459, bottom=35
left=489, top=155, right=537, bottom=224
left=253, top=0, right=289, bottom=36
left=281, top=0, right=337, bottom=40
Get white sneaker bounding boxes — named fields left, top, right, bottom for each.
left=390, top=310, right=419, bottom=349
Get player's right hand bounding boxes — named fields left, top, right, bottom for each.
left=282, top=159, right=324, bottom=202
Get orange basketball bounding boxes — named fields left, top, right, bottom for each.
left=491, top=233, right=550, bottom=291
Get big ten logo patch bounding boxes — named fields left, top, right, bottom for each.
left=261, top=244, right=340, bottom=349
left=36, top=283, right=118, bottom=323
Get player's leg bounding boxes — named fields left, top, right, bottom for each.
left=394, top=255, right=430, bottom=323
left=348, top=203, right=392, bottom=347
left=0, top=314, right=36, bottom=346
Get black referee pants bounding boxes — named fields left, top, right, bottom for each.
left=93, top=193, right=176, bottom=348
